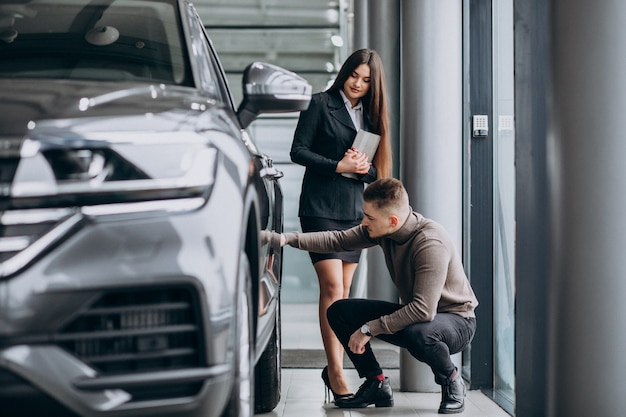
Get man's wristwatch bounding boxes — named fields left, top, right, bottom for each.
left=360, top=324, right=372, bottom=337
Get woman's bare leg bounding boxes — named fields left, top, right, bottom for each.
left=314, top=258, right=359, bottom=395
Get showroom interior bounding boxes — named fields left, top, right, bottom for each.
left=200, top=1, right=626, bottom=416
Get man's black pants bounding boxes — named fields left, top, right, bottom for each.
left=327, top=298, right=476, bottom=386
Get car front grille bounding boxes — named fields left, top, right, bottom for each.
left=0, top=369, right=82, bottom=417
left=55, top=287, right=204, bottom=375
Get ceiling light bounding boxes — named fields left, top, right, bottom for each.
left=330, top=35, right=343, bottom=47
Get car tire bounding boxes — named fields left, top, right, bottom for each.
left=253, top=297, right=281, bottom=414
left=222, top=253, right=254, bottom=417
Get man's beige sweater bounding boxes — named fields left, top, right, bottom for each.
left=283, top=212, right=479, bottom=336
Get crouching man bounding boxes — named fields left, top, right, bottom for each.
left=269, top=178, right=478, bottom=414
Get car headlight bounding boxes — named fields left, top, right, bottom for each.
left=10, top=133, right=218, bottom=212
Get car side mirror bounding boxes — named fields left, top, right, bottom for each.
left=237, top=62, right=312, bottom=129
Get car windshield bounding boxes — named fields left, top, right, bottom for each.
left=0, top=0, right=192, bottom=85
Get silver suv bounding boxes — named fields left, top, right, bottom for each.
left=0, top=1, right=311, bottom=417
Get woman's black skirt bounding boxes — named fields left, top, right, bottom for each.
left=299, top=216, right=362, bottom=264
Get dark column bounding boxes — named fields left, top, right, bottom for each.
left=352, top=0, right=368, bottom=50
left=468, top=0, right=494, bottom=391
left=548, top=0, right=626, bottom=415
left=514, top=0, right=551, bottom=415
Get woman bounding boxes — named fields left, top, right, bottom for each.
left=290, top=48, right=392, bottom=401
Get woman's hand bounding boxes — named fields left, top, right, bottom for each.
left=336, top=148, right=371, bottom=174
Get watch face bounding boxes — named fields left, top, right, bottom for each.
left=361, top=324, right=370, bottom=335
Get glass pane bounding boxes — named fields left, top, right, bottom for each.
left=196, top=0, right=342, bottom=27
left=0, top=0, right=190, bottom=85
left=493, top=0, right=516, bottom=412
left=207, top=29, right=343, bottom=73
left=248, top=117, right=319, bottom=302
left=202, top=1, right=345, bottom=305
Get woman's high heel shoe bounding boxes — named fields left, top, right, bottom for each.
left=321, top=366, right=353, bottom=403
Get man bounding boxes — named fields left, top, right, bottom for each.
left=271, top=178, right=478, bottom=414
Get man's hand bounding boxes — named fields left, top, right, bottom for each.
left=260, top=230, right=287, bottom=249
left=348, top=329, right=371, bottom=355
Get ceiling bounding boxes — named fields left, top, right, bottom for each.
left=193, top=0, right=351, bottom=104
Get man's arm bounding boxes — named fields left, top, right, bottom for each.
left=283, top=226, right=376, bottom=253
left=261, top=226, right=376, bottom=253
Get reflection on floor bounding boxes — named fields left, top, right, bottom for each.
left=259, top=303, right=511, bottom=417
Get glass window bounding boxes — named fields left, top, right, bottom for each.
left=203, top=1, right=344, bottom=302
left=0, top=0, right=191, bottom=85
left=493, top=0, right=516, bottom=412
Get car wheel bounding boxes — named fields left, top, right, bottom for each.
left=222, top=253, right=254, bottom=417
left=254, top=297, right=281, bottom=413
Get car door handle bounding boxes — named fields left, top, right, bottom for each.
left=260, top=166, right=284, bottom=179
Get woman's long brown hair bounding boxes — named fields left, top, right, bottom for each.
left=328, top=48, right=392, bottom=179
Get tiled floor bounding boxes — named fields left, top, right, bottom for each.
left=259, top=303, right=512, bottom=417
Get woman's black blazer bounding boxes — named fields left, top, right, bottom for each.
left=290, top=90, right=377, bottom=221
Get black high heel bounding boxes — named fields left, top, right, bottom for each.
left=321, top=366, right=353, bottom=403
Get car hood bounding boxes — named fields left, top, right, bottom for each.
left=0, top=79, right=245, bottom=209
left=0, top=79, right=219, bottom=137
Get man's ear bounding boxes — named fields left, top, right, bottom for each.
left=389, top=214, right=399, bottom=227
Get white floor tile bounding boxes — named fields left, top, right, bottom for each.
left=262, top=303, right=512, bottom=417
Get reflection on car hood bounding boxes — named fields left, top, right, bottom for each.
left=0, top=79, right=218, bottom=136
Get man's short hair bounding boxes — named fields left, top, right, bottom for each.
left=363, top=178, right=409, bottom=214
